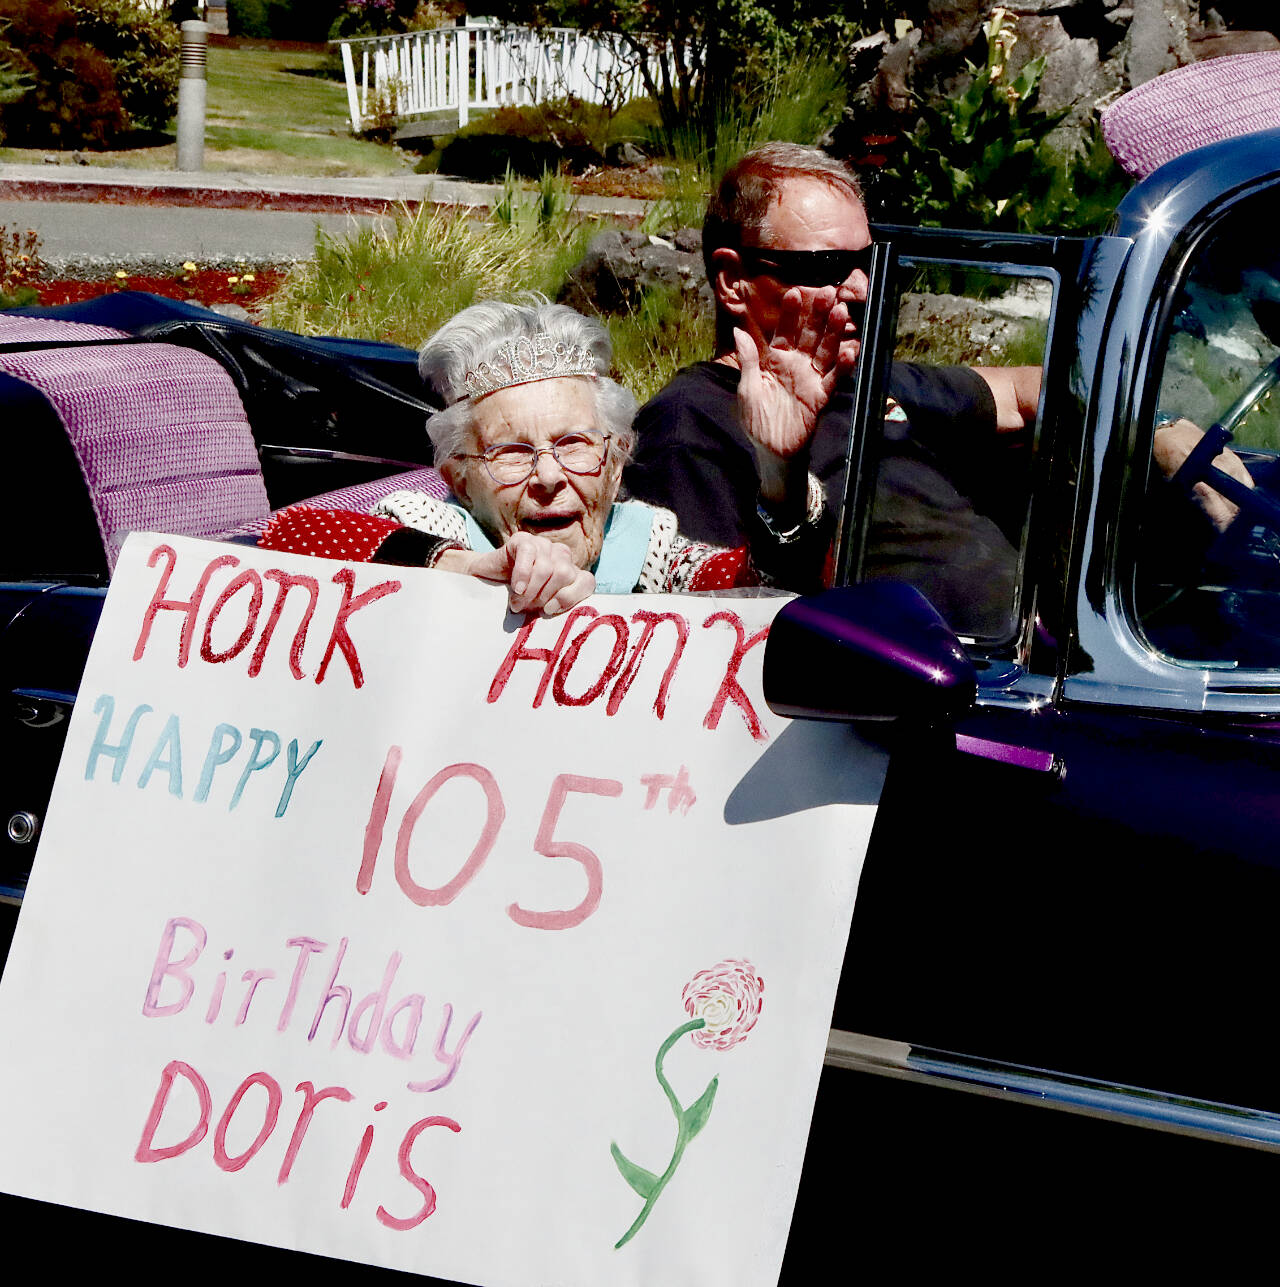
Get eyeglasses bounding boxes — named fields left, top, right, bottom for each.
left=456, top=429, right=612, bottom=486
left=737, top=244, right=873, bottom=288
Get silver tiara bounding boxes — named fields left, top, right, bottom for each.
left=460, top=333, right=599, bottom=400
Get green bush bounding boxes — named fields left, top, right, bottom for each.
left=874, top=11, right=1066, bottom=232
left=227, top=0, right=270, bottom=38
left=0, top=0, right=127, bottom=148
left=0, top=36, right=32, bottom=143
left=328, top=0, right=400, bottom=38
left=264, top=202, right=595, bottom=347
left=265, top=0, right=345, bottom=41
left=436, top=100, right=610, bottom=181
left=70, top=0, right=179, bottom=132
left=1025, top=127, right=1132, bottom=236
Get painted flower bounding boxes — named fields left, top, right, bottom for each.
left=681, top=959, right=763, bottom=1051
left=182, top=261, right=198, bottom=273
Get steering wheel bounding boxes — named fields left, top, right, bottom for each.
left=1169, top=353, right=1280, bottom=534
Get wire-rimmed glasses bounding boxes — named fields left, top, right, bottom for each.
left=456, top=429, right=611, bottom=486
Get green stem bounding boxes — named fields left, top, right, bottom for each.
left=614, top=1018, right=705, bottom=1250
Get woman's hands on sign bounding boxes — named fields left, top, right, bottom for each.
left=437, top=533, right=595, bottom=616
left=734, top=285, right=854, bottom=504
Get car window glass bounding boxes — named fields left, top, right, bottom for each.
left=858, top=264, right=1052, bottom=644
left=1136, top=192, right=1280, bottom=668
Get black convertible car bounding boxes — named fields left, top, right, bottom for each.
left=5, top=121, right=1280, bottom=1272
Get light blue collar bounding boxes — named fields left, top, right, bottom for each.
left=449, top=499, right=655, bottom=594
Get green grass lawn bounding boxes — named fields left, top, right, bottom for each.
left=0, top=46, right=408, bottom=177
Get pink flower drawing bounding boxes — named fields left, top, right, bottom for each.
left=610, top=959, right=764, bottom=1248
left=681, top=958, right=765, bottom=1051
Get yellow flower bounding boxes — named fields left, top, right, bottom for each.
left=242, top=273, right=256, bottom=282
left=182, top=261, right=198, bottom=272
left=115, top=270, right=128, bottom=279
left=226, top=275, right=239, bottom=284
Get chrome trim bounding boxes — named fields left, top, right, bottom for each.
left=824, top=1029, right=1280, bottom=1152
left=258, top=445, right=430, bottom=470
left=973, top=672, right=1056, bottom=711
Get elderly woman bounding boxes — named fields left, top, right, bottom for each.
left=262, top=294, right=850, bottom=613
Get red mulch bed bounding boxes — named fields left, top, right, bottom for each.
left=33, top=266, right=289, bottom=311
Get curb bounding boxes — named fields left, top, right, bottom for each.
left=0, top=166, right=652, bottom=224
left=0, top=178, right=406, bottom=217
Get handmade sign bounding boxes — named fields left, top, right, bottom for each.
left=0, top=533, right=884, bottom=1286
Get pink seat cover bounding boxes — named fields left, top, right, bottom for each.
left=0, top=318, right=270, bottom=567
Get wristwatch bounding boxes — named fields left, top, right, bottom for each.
left=754, top=500, right=805, bottom=543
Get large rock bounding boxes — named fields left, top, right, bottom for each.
left=1191, top=29, right=1280, bottom=58
left=1012, top=17, right=1103, bottom=115
left=557, top=229, right=713, bottom=319
left=1127, top=0, right=1195, bottom=86
left=838, top=0, right=1273, bottom=152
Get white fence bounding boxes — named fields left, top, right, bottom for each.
left=335, top=25, right=661, bottom=133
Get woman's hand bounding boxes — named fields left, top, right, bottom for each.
left=734, top=286, right=853, bottom=504
left=436, top=532, right=595, bottom=615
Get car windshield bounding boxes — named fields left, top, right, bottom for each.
left=1136, top=189, right=1280, bottom=668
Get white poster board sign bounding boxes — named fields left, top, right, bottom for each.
left=0, top=534, right=884, bottom=1286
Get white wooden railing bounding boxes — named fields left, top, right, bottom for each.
left=335, top=23, right=661, bottom=133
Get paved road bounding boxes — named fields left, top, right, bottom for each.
left=0, top=199, right=396, bottom=269
left=0, top=163, right=649, bottom=271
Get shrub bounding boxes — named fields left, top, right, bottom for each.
left=69, top=0, right=179, bottom=132
left=0, top=37, right=32, bottom=143
left=0, top=222, right=42, bottom=309
left=873, top=10, right=1066, bottom=232
left=329, top=0, right=399, bottom=38
left=226, top=0, right=270, bottom=38
left=1025, top=127, right=1132, bottom=236
left=264, top=202, right=596, bottom=349
left=0, top=0, right=127, bottom=148
left=436, top=99, right=610, bottom=181
left=263, top=0, right=345, bottom=40
left=606, top=284, right=713, bottom=407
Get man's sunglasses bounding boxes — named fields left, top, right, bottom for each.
left=737, top=245, right=873, bottom=288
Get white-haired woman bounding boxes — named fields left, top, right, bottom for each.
left=261, top=293, right=851, bottom=613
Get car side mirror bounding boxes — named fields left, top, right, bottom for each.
left=762, top=583, right=976, bottom=723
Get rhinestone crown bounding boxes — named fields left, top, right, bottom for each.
left=460, top=333, right=598, bottom=400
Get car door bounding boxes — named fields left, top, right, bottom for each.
left=787, top=134, right=1280, bottom=1134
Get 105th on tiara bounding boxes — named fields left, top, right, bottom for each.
left=462, top=334, right=598, bottom=400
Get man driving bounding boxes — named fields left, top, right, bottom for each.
left=623, top=142, right=1041, bottom=637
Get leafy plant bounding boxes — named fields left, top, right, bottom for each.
left=329, top=0, right=400, bottom=38
left=1025, top=126, right=1133, bottom=236
left=0, top=33, right=32, bottom=142
left=876, top=8, right=1066, bottom=232
left=0, top=0, right=126, bottom=148
left=0, top=222, right=43, bottom=308
left=434, top=99, right=613, bottom=180
left=264, top=202, right=593, bottom=347
left=606, top=283, right=713, bottom=406
left=69, top=0, right=179, bottom=132
left=639, top=40, right=848, bottom=236
left=226, top=0, right=271, bottom=38
left=484, top=0, right=861, bottom=166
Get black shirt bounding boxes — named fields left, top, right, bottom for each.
left=624, top=360, right=1021, bottom=637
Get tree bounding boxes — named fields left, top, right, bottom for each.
left=484, top=0, right=865, bottom=164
